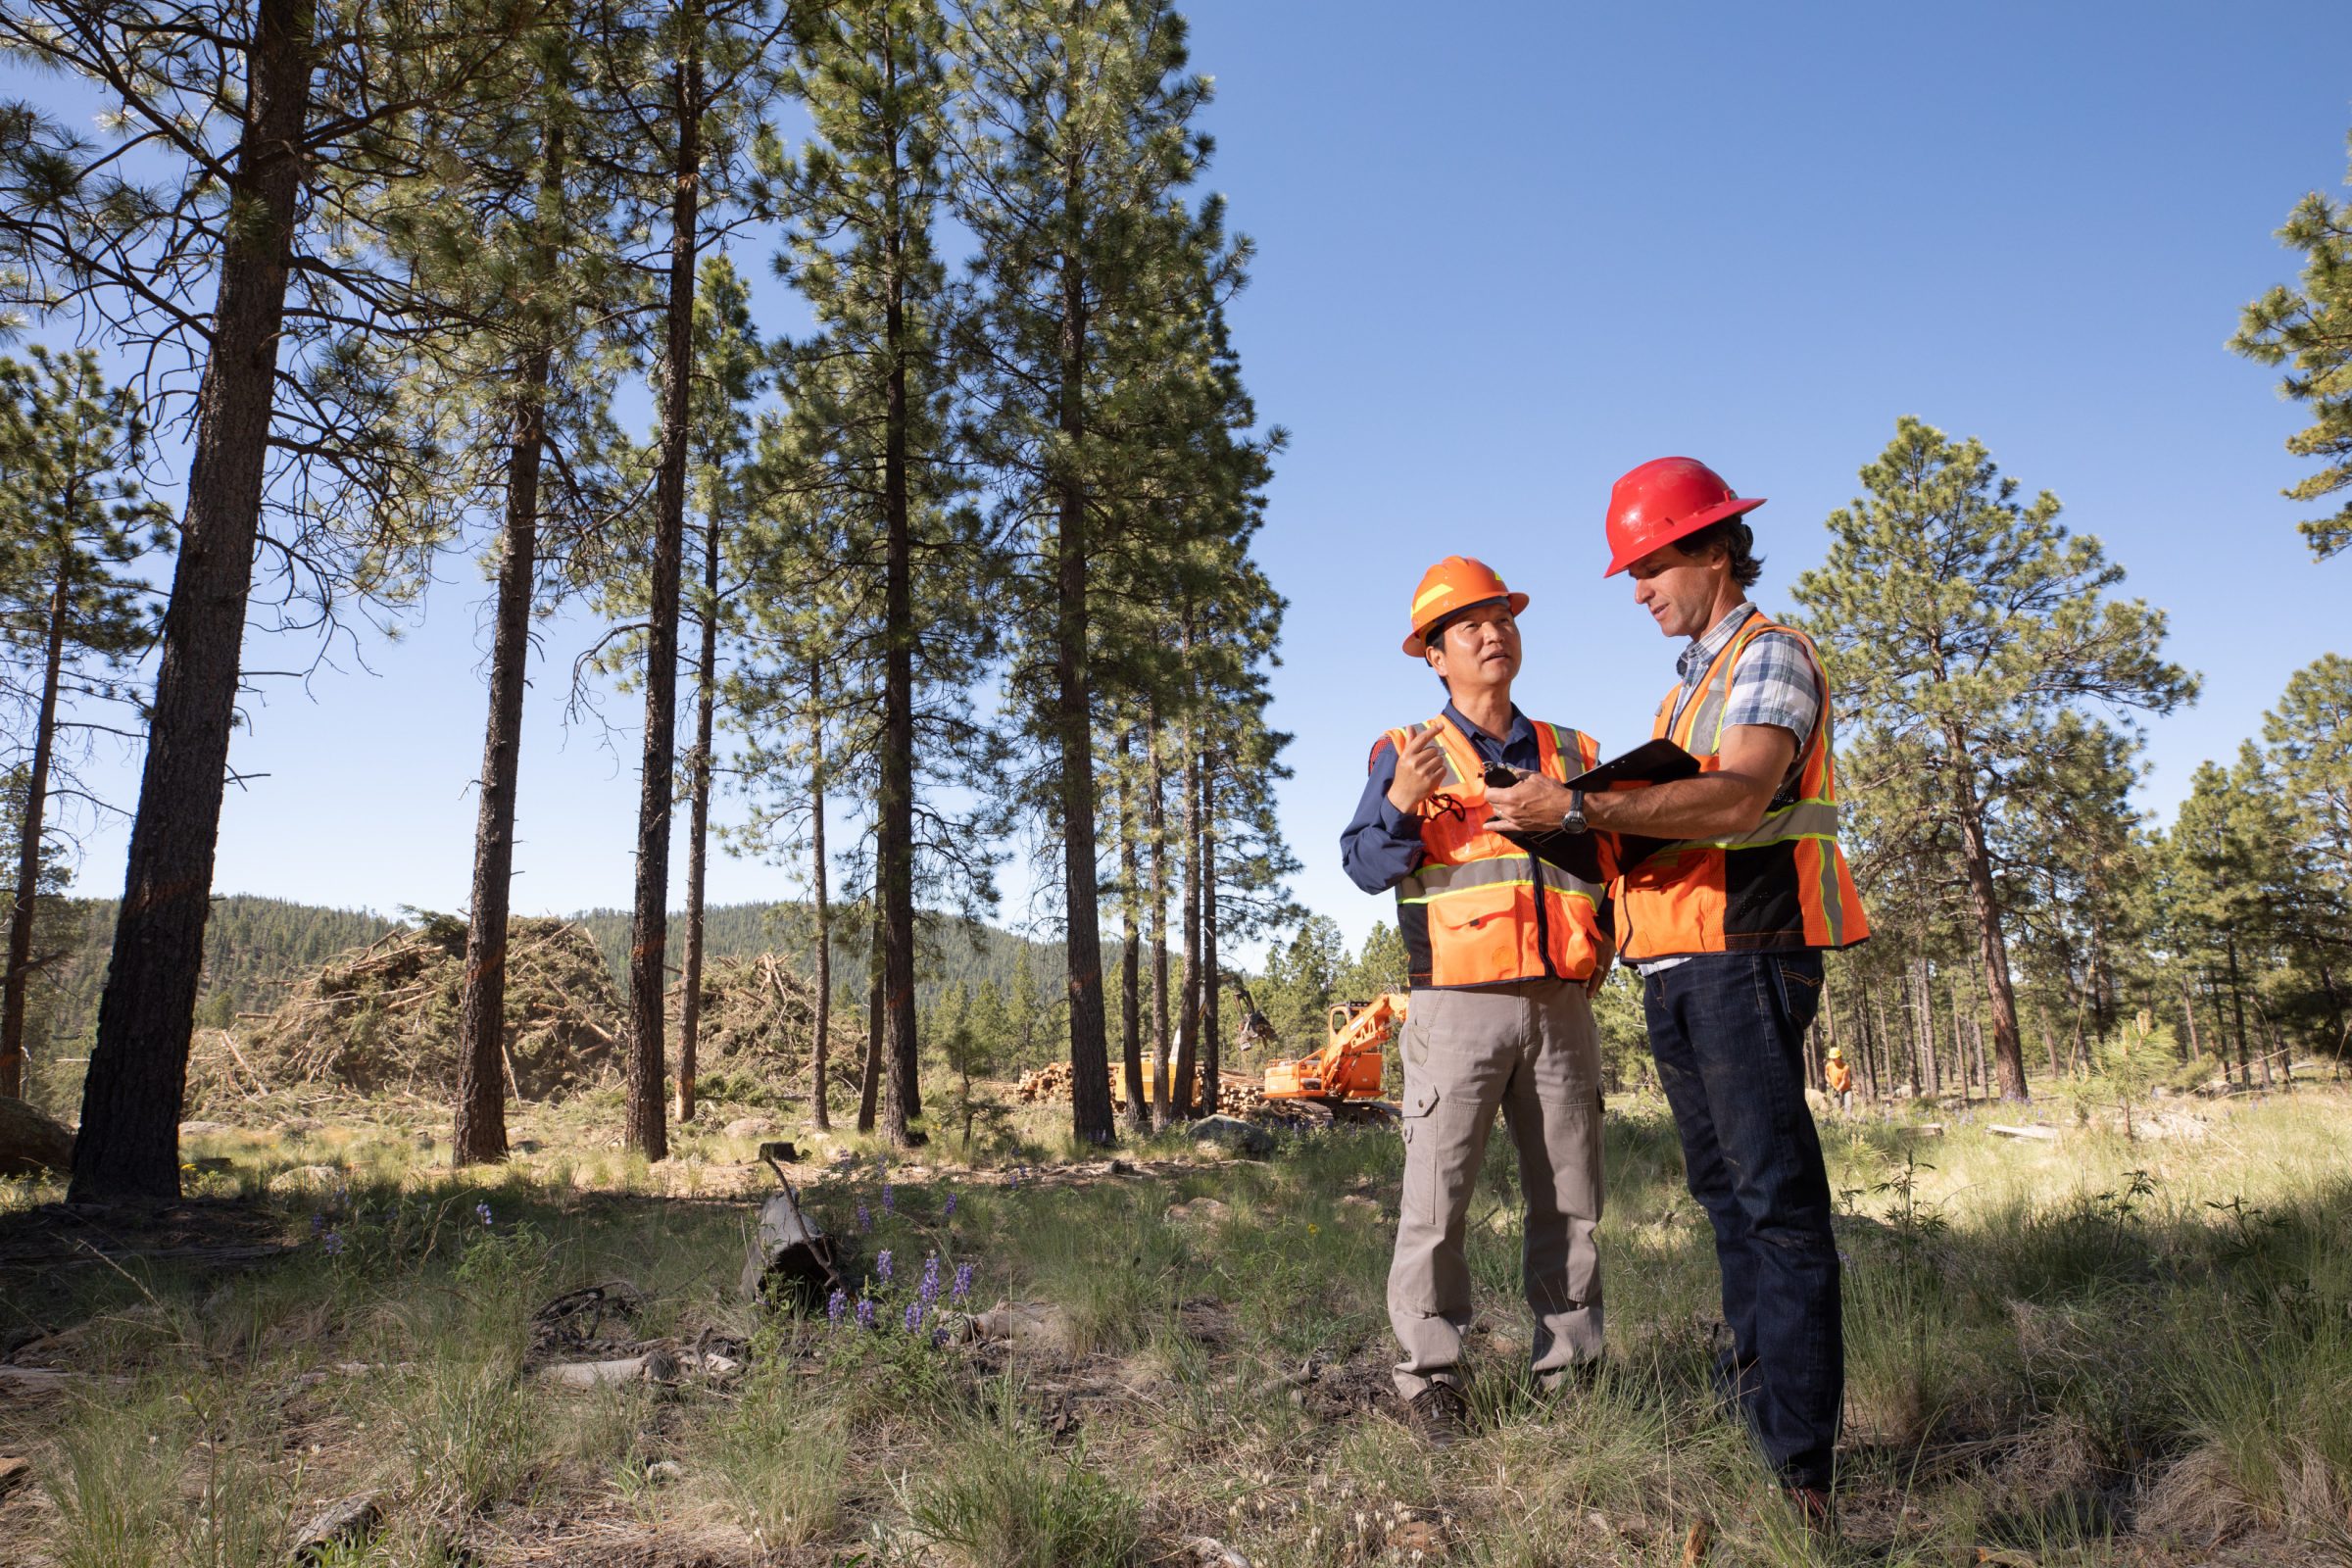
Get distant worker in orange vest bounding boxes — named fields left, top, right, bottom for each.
left=1340, top=556, right=1617, bottom=1446
left=1825, top=1047, right=1853, bottom=1113
left=1487, top=460, right=1868, bottom=1526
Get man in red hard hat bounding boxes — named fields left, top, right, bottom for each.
left=1339, top=556, right=1618, bottom=1446
left=1488, top=460, right=1868, bottom=1523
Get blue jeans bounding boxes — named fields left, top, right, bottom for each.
left=1643, top=951, right=1841, bottom=1490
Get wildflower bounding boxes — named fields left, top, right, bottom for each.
left=918, top=1253, right=941, bottom=1307
left=932, top=1325, right=950, bottom=1348
left=903, top=1300, right=924, bottom=1333
left=855, top=1296, right=876, bottom=1331
left=475, top=1201, right=494, bottom=1227
left=876, top=1249, right=894, bottom=1285
left=827, top=1289, right=848, bottom=1326
left=1005, top=1168, right=1019, bottom=1192
left=952, top=1261, right=974, bottom=1303
left=321, top=1230, right=345, bottom=1257
left=311, top=1212, right=326, bottom=1234
left=943, top=1188, right=957, bottom=1220
left=882, top=1182, right=895, bottom=1215
left=857, top=1200, right=871, bottom=1232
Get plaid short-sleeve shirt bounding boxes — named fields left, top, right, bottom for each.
left=1668, top=603, right=1821, bottom=746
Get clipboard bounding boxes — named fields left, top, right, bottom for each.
left=1490, top=739, right=1699, bottom=878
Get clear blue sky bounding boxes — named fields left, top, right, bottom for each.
left=41, top=0, right=2352, bottom=960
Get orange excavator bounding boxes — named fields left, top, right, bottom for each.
left=1262, top=992, right=1407, bottom=1119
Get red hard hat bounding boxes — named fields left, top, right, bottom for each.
left=1602, top=457, right=1766, bottom=577
left=1401, top=556, right=1528, bottom=657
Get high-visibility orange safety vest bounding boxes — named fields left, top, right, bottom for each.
left=1377, top=714, right=1612, bottom=989
left=1617, top=612, right=1871, bottom=961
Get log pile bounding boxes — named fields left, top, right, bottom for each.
left=1013, top=1063, right=1318, bottom=1127
left=682, top=952, right=864, bottom=1102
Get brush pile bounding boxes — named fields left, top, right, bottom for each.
left=685, top=953, right=863, bottom=1096
left=184, top=914, right=621, bottom=1111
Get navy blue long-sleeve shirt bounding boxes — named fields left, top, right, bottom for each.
left=1340, top=701, right=1550, bottom=895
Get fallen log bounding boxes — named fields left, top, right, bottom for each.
left=1988, top=1124, right=2057, bottom=1142
left=740, top=1178, right=841, bottom=1309
left=0, top=1096, right=73, bottom=1177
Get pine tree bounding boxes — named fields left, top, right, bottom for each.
left=2233, top=122, right=2352, bottom=560
left=1792, top=416, right=2197, bottom=1101
left=1, top=0, right=524, bottom=1198
left=0, top=350, right=167, bottom=1102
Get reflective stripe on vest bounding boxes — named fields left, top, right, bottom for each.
left=1618, top=615, right=1871, bottom=960
left=1381, top=715, right=1610, bottom=987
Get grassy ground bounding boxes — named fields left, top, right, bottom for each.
left=1, top=1085, right=2346, bottom=1567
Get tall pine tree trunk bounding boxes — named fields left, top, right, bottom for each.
left=2226, top=936, right=2252, bottom=1088
left=1052, top=250, right=1112, bottom=1147
left=808, top=662, right=831, bottom=1131
left=2176, top=976, right=2200, bottom=1066
left=1199, top=750, right=1219, bottom=1100
left=1170, top=744, right=1202, bottom=1119
left=624, top=27, right=703, bottom=1163
left=1945, top=744, right=2029, bottom=1100
left=677, top=503, right=721, bottom=1125
left=878, top=125, right=918, bottom=1146
left=1147, top=702, right=1170, bottom=1129
left=453, top=338, right=552, bottom=1166
left=858, top=919, right=883, bottom=1133
left=72, top=0, right=316, bottom=1200
left=1117, top=727, right=1147, bottom=1130
left=1, top=564, right=69, bottom=1102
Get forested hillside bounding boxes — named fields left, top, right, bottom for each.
left=28, top=895, right=398, bottom=1062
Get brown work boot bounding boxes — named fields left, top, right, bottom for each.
left=1404, top=1382, right=1472, bottom=1447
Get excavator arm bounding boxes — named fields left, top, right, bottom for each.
left=1262, top=991, right=1408, bottom=1104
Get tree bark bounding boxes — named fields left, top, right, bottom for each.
left=624, top=24, right=704, bottom=1164
left=877, top=83, right=918, bottom=1146
left=1, top=564, right=69, bottom=1102
left=2176, top=974, right=2200, bottom=1066
left=1146, top=702, right=1170, bottom=1129
left=1200, top=751, right=1220, bottom=1103
left=1945, top=742, right=2030, bottom=1100
left=677, top=498, right=721, bottom=1125
left=72, top=0, right=317, bottom=1201
left=1170, top=747, right=1202, bottom=1119
left=1052, top=245, right=1112, bottom=1147
left=1117, top=728, right=1147, bottom=1131
left=2225, top=936, right=2252, bottom=1089
left=808, top=661, right=831, bottom=1131
left=857, top=914, right=882, bottom=1134
left=453, top=334, right=552, bottom=1166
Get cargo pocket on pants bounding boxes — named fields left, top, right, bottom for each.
left=1400, top=1081, right=1442, bottom=1223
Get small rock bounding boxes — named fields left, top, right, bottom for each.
left=1394, top=1520, right=1445, bottom=1554
left=1191, top=1115, right=1276, bottom=1157
left=1168, top=1197, right=1230, bottom=1225
left=756, top=1140, right=801, bottom=1164
left=178, top=1120, right=232, bottom=1139
left=724, top=1116, right=778, bottom=1139
left=1184, top=1538, right=1252, bottom=1568
left=644, top=1459, right=684, bottom=1484
left=0, top=1455, right=28, bottom=1498
left=291, top=1493, right=380, bottom=1560
left=513, top=1139, right=543, bottom=1154
left=1109, top=1158, right=1136, bottom=1175
left=267, top=1165, right=342, bottom=1194
left=540, top=1356, right=649, bottom=1388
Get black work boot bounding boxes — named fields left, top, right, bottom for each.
left=1404, top=1381, right=1472, bottom=1447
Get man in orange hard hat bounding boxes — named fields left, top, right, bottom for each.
left=1340, top=556, right=1618, bottom=1446
left=1487, top=460, right=1868, bottom=1523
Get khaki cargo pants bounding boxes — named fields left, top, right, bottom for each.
left=1388, top=978, right=1605, bottom=1398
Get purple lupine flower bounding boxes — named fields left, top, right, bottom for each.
left=321, top=1230, right=345, bottom=1257
left=932, top=1325, right=950, bottom=1348
left=875, top=1249, right=894, bottom=1285
left=855, top=1296, right=876, bottom=1331
left=903, top=1300, right=923, bottom=1333
left=857, top=1200, right=871, bottom=1232
left=311, top=1212, right=325, bottom=1234
left=882, top=1182, right=895, bottom=1215
left=1005, top=1169, right=1019, bottom=1192
left=827, top=1289, right=848, bottom=1325
left=952, top=1261, right=974, bottom=1302
left=943, top=1188, right=957, bottom=1220
left=475, top=1201, right=494, bottom=1227
left=919, top=1253, right=941, bottom=1307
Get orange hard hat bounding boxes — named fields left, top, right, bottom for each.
left=1602, top=457, right=1765, bottom=576
left=1402, top=556, right=1528, bottom=657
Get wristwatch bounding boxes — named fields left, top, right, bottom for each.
left=1561, top=788, right=1588, bottom=835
